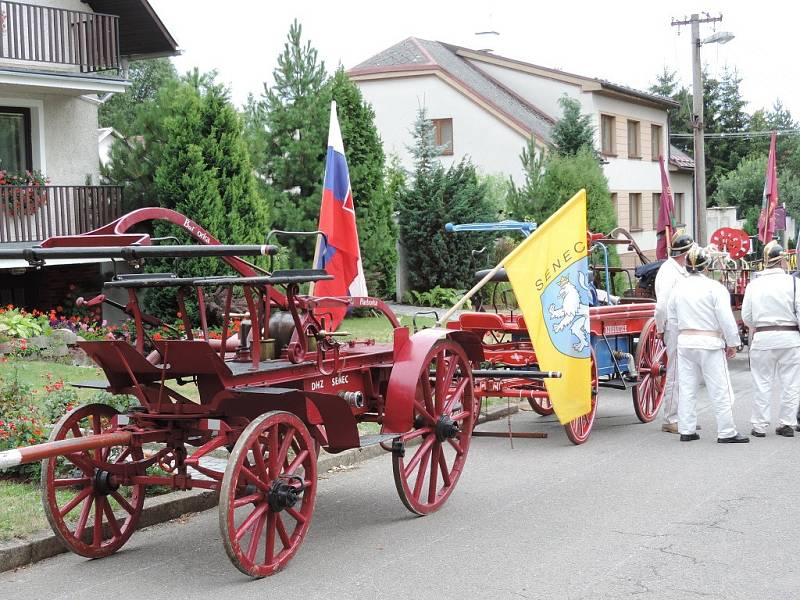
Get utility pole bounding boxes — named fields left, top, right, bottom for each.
left=671, top=13, right=723, bottom=245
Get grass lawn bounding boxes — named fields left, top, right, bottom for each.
left=0, top=481, right=71, bottom=542
left=0, top=360, right=106, bottom=408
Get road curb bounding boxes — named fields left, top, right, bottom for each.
left=0, top=402, right=519, bottom=573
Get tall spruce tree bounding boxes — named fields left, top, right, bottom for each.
left=258, top=20, right=329, bottom=267
left=104, top=71, right=269, bottom=317
left=705, top=68, right=750, bottom=195
left=99, top=58, right=178, bottom=136
left=649, top=69, right=693, bottom=152
left=550, top=96, right=596, bottom=157
left=397, top=108, right=496, bottom=291
left=506, top=136, right=546, bottom=221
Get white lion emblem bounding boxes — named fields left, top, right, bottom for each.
left=548, top=272, right=591, bottom=352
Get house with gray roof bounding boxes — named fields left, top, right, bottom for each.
left=348, top=37, right=695, bottom=264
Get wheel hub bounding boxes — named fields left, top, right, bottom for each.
left=93, top=469, right=119, bottom=496
left=435, top=415, right=460, bottom=442
left=267, top=476, right=303, bottom=513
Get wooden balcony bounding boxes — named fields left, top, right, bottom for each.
left=0, top=1, right=120, bottom=73
left=0, top=185, right=123, bottom=243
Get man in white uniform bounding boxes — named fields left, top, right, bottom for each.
left=742, top=241, right=800, bottom=437
left=667, top=246, right=748, bottom=443
left=654, top=231, right=694, bottom=434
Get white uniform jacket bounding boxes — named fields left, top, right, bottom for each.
left=741, top=268, right=800, bottom=350
left=654, top=257, right=688, bottom=334
left=667, top=274, right=741, bottom=350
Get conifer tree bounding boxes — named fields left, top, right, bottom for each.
left=258, top=20, right=330, bottom=267
left=550, top=96, right=596, bottom=157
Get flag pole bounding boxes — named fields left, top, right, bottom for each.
left=436, top=261, right=506, bottom=326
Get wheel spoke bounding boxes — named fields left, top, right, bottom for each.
left=268, top=424, right=280, bottom=479
left=443, top=376, right=468, bottom=414
left=434, top=351, right=447, bottom=411
left=233, top=493, right=261, bottom=509
left=59, top=486, right=92, bottom=518
left=110, top=491, right=135, bottom=516
left=276, top=513, right=292, bottom=549
left=446, top=436, right=464, bottom=456
left=403, top=436, right=435, bottom=479
left=265, top=512, right=277, bottom=565
left=427, top=443, right=440, bottom=503
left=402, top=425, right=433, bottom=442
left=412, top=443, right=432, bottom=500
left=102, top=497, right=122, bottom=538
left=236, top=502, right=268, bottom=542
left=286, top=449, right=308, bottom=475
left=412, top=400, right=435, bottom=425
left=53, top=477, right=91, bottom=488
left=438, top=448, right=452, bottom=488
left=245, top=510, right=267, bottom=563
left=65, top=453, right=96, bottom=476
left=74, top=493, right=94, bottom=540
left=252, top=437, right=269, bottom=482
left=286, top=506, right=306, bottom=525
left=420, top=372, right=434, bottom=416
left=240, top=466, right=269, bottom=492
left=92, top=497, right=103, bottom=547
left=276, top=427, right=296, bottom=475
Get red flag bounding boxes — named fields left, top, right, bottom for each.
left=655, top=155, right=675, bottom=260
left=758, top=131, right=779, bottom=244
left=310, top=101, right=368, bottom=330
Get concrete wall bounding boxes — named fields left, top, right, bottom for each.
left=0, top=88, right=99, bottom=184
left=355, top=74, right=529, bottom=182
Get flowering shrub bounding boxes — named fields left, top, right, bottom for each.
left=0, top=414, right=47, bottom=479
left=39, top=376, right=79, bottom=424
left=0, top=169, right=49, bottom=217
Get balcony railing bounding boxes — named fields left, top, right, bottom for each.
left=0, top=1, right=120, bottom=73
left=0, top=185, right=123, bottom=243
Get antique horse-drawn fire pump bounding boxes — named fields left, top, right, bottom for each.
left=442, top=222, right=668, bottom=444
left=0, top=208, right=488, bottom=577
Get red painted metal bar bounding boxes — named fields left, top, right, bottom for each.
left=0, top=431, right=131, bottom=468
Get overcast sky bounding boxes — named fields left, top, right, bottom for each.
left=149, top=0, right=798, bottom=124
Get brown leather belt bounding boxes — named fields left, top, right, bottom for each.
left=754, top=325, right=799, bottom=333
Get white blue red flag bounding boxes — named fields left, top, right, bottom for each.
left=310, top=101, right=367, bottom=328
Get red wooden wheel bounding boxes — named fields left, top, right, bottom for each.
left=710, top=227, right=751, bottom=260
left=220, top=411, right=317, bottom=577
left=393, top=340, right=475, bottom=515
left=564, top=354, right=598, bottom=445
left=528, top=396, right=554, bottom=416
left=632, top=317, right=667, bottom=422
left=41, top=403, right=145, bottom=558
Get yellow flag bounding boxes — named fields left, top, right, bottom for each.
left=504, top=189, right=590, bottom=424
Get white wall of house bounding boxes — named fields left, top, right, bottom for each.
left=356, top=75, right=529, bottom=182
left=670, top=170, right=695, bottom=236
left=0, top=89, right=99, bottom=184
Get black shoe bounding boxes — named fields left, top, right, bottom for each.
left=750, top=429, right=766, bottom=438
left=775, top=425, right=795, bottom=437
left=717, top=433, right=750, bottom=443
left=680, top=433, right=700, bottom=442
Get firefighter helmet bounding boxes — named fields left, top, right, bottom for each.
left=763, top=240, right=785, bottom=267
left=671, top=230, right=694, bottom=256
left=685, top=245, right=710, bottom=273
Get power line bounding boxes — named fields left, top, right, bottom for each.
left=670, top=129, right=800, bottom=139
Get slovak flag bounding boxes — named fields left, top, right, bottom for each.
left=310, top=101, right=368, bottom=329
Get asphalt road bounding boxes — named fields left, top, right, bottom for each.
left=3, top=352, right=799, bottom=600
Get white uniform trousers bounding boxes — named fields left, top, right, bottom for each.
left=677, top=347, right=737, bottom=438
left=661, top=327, right=679, bottom=424
left=749, top=347, right=800, bottom=433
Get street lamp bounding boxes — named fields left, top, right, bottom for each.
left=688, top=16, right=734, bottom=244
